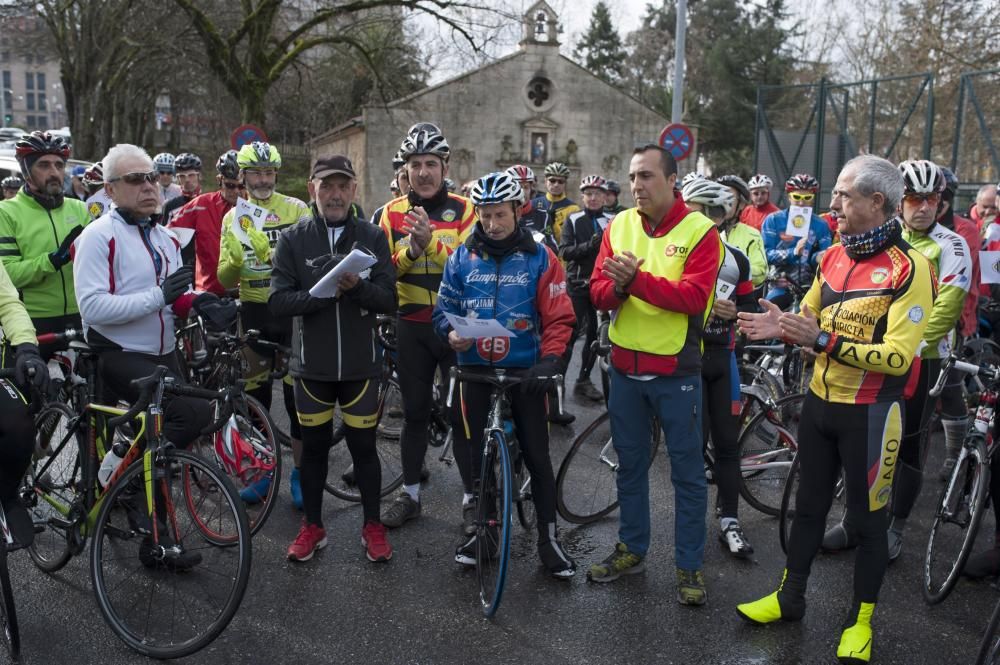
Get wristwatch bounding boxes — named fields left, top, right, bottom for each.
left=813, top=330, right=833, bottom=354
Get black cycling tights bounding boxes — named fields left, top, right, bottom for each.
left=569, top=291, right=597, bottom=383
left=785, top=393, right=902, bottom=604
left=701, top=346, right=741, bottom=519
left=295, top=378, right=381, bottom=527
left=452, top=373, right=557, bottom=539
left=891, top=358, right=940, bottom=521
left=396, top=317, right=454, bottom=487
left=0, top=379, right=34, bottom=503
left=241, top=301, right=300, bottom=440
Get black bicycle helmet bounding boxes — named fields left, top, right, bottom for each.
left=174, top=152, right=202, bottom=172
left=216, top=150, right=239, bottom=180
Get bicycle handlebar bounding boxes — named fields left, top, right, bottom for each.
left=929, top=353, right=1000, bottom=397
left=35, top=328, right=84, bottom=345
left=445, top=366, right=564, bottom=413
left=107, top=365, right=243, bottom=429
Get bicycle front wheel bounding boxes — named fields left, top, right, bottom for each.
left=0, top=546, right=19, bottom=662
left=325, top=378, right=404, bottom=502
left=924, top=442, right=989, bottom=605
left=91, top=450, right=252, bottom=659
left=738, top=393, right=805, bottom=517
left=477, top=431, right=513, bottom=618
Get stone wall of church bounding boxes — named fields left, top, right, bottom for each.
left=315, top=43, right=679, bottom=212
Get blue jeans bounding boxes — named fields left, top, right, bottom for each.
left=608, top=367, right=706, bottom=569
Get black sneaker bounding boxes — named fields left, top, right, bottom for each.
left=138, top=530, right=202, bottom=572
left=455, top=528, right=498, bottom=566
left=573, top=379, right=604, bottom=403
left=547, top=410, right=576, bottom=426
left=538, top=539, right=576, bottom=579
left=382, top=492, right=421, bottom=528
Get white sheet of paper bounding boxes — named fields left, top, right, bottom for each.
left=784, top=206, right=812, bottom=238
left=444, top=313, right=513, bottom=339
left=308, top=248, right=379, bottom=298
left=715, top=280, right=736, bottom=300
left=981, top=251, right=1000, bottom=284
left=232, top=198, right=268, bottom=247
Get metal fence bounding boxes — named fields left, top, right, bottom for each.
left=951, top=68, right=1000, bottom=204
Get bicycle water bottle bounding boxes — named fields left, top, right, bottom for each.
left=98, top=441, right=130, bottom=488
left=974, top=394, right=996, bottom=435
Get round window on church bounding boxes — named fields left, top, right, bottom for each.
left=524, top=76, right=555, bottom=112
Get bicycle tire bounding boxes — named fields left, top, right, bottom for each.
left=26, top=402, right=80, bottom=573
left=556, top=412, right=661, bottom=524
left=923, top=441, right=989, bottom=605
left=91, top=449, right=252, bottom=659
left=976, top=594, right=1000, bottom=665
left=477, top=431, right=512, bottom=618
left=514, top=460, right=535, bottom=530
left=778, top=453, right=800, bottom=555
left=738, top=393, right=805, bottom=517
left=188, top=395, right=280, bottom=539
left=325, top=378, right=404, bottom=502
left=0, top=546, right=19, bottom=662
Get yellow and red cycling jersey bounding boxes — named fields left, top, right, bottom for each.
left=804, top=239, right=935, bottom=404
left=379, top=191, right=475, bottom=320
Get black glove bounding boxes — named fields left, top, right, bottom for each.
left=160, top=266, right=193, bottom=305
left=523, top=355, right=561, bottom=395
left=48, top=225, right=84, bottom=269
left=14, top=343, right=48, bottom=394
left=309, top=253, right=348, bottom=279
left=588, top=231, right=603, bottom=249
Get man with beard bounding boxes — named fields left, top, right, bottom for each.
left=0, top=131, right=89, bottom=358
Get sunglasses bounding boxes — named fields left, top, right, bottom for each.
left=903, top=192, right=941, bottom=206
left=221, top=181, right=246, bottom=190
left=108, top=171, right=157, bottom=185
left=788, top=192, right=815, bottom=203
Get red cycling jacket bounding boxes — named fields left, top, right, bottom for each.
left=169, top=191, right=232, bottom=295
left=740, top=202, right=780, bottom=231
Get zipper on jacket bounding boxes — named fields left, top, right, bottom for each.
left=135, top=222, right=166, bottom=354
left=45, top=209, right=68, bottom=316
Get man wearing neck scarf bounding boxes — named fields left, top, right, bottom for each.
left=0, top=131, right=89, bottom=359
left=270, top=155, right=397, bottom=564
left=377, top=125, right=476, bottom=533
left=736, top=155, right=935, bottom=665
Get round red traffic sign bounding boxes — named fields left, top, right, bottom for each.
left=230, top=124, right=269, bottom=150
left=658, top=123, right=694, bottom=161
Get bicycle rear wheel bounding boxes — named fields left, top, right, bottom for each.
left=924, top=442, right=989, bottom=605
left=0, top=546, right=19, bottom=663
left=477, top=431, right=512, bottom=618
left=91, top=449, right=251, bottom=659
left=556, top=412, right=662, bottom=524
left=738, top=393, right=805, bottom=517
left=976, top=595, right=1000, bottom=665
left=26, top=402, right=81, bottom=573
left=325, top=378, right=404, bottom=502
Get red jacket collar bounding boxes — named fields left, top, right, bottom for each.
left=637, top=192, right=692, bottom=237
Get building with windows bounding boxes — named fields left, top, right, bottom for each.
left=310, top=1, right=674, bottom=212
left=0, top=15, right=67, bottom=130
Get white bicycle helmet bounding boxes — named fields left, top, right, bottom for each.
left=681, top=172, right=705, bottom=188
left=469, top=172, right=523, bottom=207
left=682, top=178, right=736, bottom=217
left=399, top=130, right=450, bottom=162
left=898, top=159, right=944, bottom=194
left=579, top=174, right=608, bottom=192
left=153, top=152, right=176, bottom=174
left=747, top=173, right=773, bottom=190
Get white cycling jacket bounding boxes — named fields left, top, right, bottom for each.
left=74, top=209, right=190, bottom=355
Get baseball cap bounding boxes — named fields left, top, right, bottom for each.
left=311, top=155, right=355, bottom=180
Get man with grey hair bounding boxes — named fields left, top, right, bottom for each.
left=734, top=155, right=935, bottom=664
left=972, top=183, right=998, bottom=234
left=74, top=143, right=214, bottom=571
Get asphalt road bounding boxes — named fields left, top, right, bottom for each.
left=8, top=348, right=997, bottom=665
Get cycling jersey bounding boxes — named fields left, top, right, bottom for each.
left=938, top=210, right=981, bottom=337
left=217, top=192, right=310, bottom=303
left=803, top=236, right=935, bottom=404
left=0, top=189, right=89, bottom=320
left=168, top=191, right=232, bottom=295
left=379, top=187, right=475, bottom=320
left=704, top=243, right=753, bottom=349
left=531, top=193, right=580, bottom=247
left=0, top=261, right=38, bottom=347
left=901, top=222, right=971, bottom=359
left=85, top=189, right=114, bottom=220
left=162, top=189, right=199, bottom=224
left=761, top=209, right=833, bottom=276
left=740, top=201, right=779, bottom=231
left=560, top=208, right=612, bottom=292
left=434, top=226, right=575, bottom=369
left=721, top=221, right=767, bottom=288
left=160, top=182, right=181, bottom=202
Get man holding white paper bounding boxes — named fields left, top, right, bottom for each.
left=270, top=154, right=397, bottom=564
left=760, top=173, right=832, bottom=310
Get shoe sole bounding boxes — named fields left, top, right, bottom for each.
left=287, top=537, right=328, bottom=562
left=362, top=537, right=393, bottom=562
left=677, top=591, right=707, bottom=606
left=718, top=535, right=754, bottom=559
left=586, top=560, right=646, bottom=583
left=549, top=568, right=576, bottom=580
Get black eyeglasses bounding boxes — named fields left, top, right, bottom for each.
left=108, top=171, right=157, bottom=185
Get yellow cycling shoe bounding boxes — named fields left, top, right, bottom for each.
left=836, top=602, right=875, bottom=664
left=735, top=569, right=806, bottom=624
